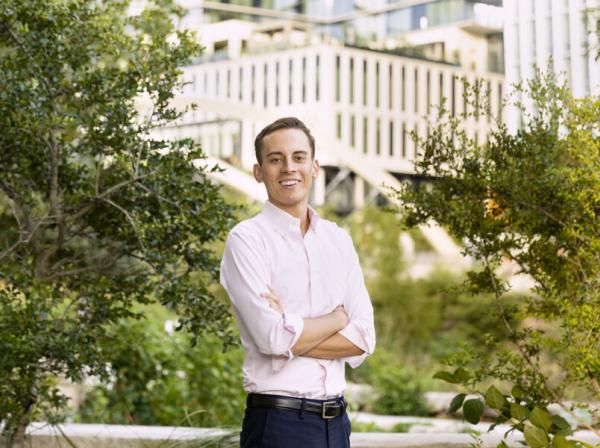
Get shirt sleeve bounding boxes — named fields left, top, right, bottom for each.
left=220, top=229, right=304, bottom=361
left=338, top=233, right=376, bottom=368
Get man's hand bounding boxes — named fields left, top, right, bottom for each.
left=261, top=287, right=284, bottom=314
left=332, top=305, right=349, bottom=329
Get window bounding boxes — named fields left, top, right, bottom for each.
left=401, top=122, right=407, bottom=158
left=316, top=55, right=320, bottom=101
left=439, top=72, right=444, bottom=108
left=389, top=120, right=394, bottom=156
left=239, top=67, right=243, bottom=100
left=414, top=68, right=419, bottom=113
left=226, top=69, right=231, bottom=98
left=363, top=59, right=368, bottom=106
left=376, top=118, right=381, bottom=155
left=336, top=55, right=341, bottom=102
left=302, top=56, right=307, bottom=102
left=401, top=66, right=406, bottom=111
left=251, top=65, right=256, bottom=104
left=389, top=64, right=393, bottom=110
left=451, top=75, right=456, bottom=116
left=363, top=117, right=368, bottom=153
left=264, top=64, right=268, bottom=107
left=375, top=62, right=380, bottom=108
left=289, top=59, right=293, bottom=104
left=275, top=62, right=280, bottom=106
left=349, top=58, right=355, bottom=104
left=426, top=70, right=430, bottom=114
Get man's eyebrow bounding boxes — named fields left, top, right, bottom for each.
left=265, top=150, right=308, bottom=157
left=265, top=151, right=284, bottom=157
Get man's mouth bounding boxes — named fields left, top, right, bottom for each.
left=279, top=179, right=300, bottom=187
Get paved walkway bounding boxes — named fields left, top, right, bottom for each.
left=24, top=421, right=600, bottom=448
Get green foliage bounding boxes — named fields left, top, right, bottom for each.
left=76, top=304, right=245, bottom=428
left=397, top=69, right=600, bottom=446
left=0, top=0, right=235, bottom=443
left=322, top=205, right=520, bottom=418
left=350, top=351, right=430, bottom=416
left=330, top=206, right=511, bottom=361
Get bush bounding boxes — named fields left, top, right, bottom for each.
left=76, top=304, right=245, bottom=427
left=352, top=351, right=430, bottom=416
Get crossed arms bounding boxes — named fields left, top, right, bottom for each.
left=261, top=288, right=364, bottom=359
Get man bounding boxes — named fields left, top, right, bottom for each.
left=220, top=117, right=375, bottom=448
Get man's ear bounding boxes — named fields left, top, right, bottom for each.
left=253, top=163, right=263, bottom=183
left=312, top=159, right=320, bottom=178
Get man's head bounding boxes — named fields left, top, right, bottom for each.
left=254, top=117, right=315, bottom=165
left=253, top=117, right=319, bottom=218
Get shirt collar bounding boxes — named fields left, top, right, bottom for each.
left=261, top=201, right=320, bottom=236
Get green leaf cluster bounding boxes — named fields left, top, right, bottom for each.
left=75, top=304, right=245, bottom=428
left=399, top=69, right=600, bottom=445
left=0, top=0, right=235, bottom=443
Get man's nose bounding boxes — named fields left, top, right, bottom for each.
left=281, top=158, right=296, bottom=172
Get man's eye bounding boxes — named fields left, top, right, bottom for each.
left=270, top=158, right=281, bottom=163
left=295, top=155, right=306, bottom=161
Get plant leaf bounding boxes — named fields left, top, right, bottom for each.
left=551, top=415, right=571, bottom=432
left=463, top=398, right=484, bottom=425
left=510, top=403, right=529, bottom=421
left=511, top=385, right=526, bottom=400
left=485, top=385, right=506, bottom=410
left=449, top=393, right=467, bottom=414
left=552, top=434, right=574, bottom=448
left=433, top=370, right=459, bottom=383
left=524, top=424, right=549, bottom=448
left=530, top=407, right=553, bottom=431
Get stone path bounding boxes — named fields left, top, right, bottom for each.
left=23, top=421, right=600, bottom=448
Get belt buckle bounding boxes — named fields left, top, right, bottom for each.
left=322, top=400, right=338, bottom=419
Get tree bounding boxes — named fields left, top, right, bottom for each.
left=396, top=70, right=599, bottom=446
left=0, top=1, right=235, bottom=445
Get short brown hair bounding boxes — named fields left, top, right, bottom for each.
left=254, top=117, right=316, bottom=164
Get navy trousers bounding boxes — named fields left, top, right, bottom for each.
left=240, top=404, right=352, bottom=448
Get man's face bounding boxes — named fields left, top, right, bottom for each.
left=253, top=128, right=319, bottom=214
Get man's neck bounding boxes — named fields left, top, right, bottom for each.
left=273, top=202, right=310, bottom=235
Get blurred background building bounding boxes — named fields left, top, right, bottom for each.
left=503, top=0, right=600, bottom=131
left=135, top=0, right=596, bottom=260
left=151, top=1, right=503, bottom=201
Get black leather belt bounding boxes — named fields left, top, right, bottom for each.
left=247, top=393, right=347, bottom=419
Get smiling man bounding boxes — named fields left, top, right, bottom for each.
left=220, top=117, right=376, bottom=448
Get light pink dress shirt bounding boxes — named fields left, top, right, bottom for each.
left=220, top=201, right=375, bottom=399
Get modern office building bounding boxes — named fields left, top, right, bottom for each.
left=503, top=0, right=600, bottom=130
left=140, top=1, right=505, bottom=256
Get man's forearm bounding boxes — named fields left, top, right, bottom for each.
left=291, top=310, right=347, bottom=356
left=302, top=333, right=364, bottom=359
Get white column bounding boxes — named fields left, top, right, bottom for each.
left=353, top=175, right=365, bottom=209
left=569, top=0, right=586, bottom=97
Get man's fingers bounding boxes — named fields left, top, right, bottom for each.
left=261, top=291, right=280, bottom=302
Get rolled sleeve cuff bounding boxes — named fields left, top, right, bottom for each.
left=271, top=312, right=304, bottom=372
left=339, top=321, right=375, bottom=369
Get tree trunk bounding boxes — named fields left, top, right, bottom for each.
left=3, top=415, right=30, bottom=448
left=3, top=390, right=36, bottom=448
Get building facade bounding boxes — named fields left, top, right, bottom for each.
left=503, top=0, right=600, bottom=130
left=139, top=1, right=507, bottom=256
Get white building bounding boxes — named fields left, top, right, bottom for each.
left=140, top=1, right=506, bottom=257
left=503, top=0, right=600, bottom=130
